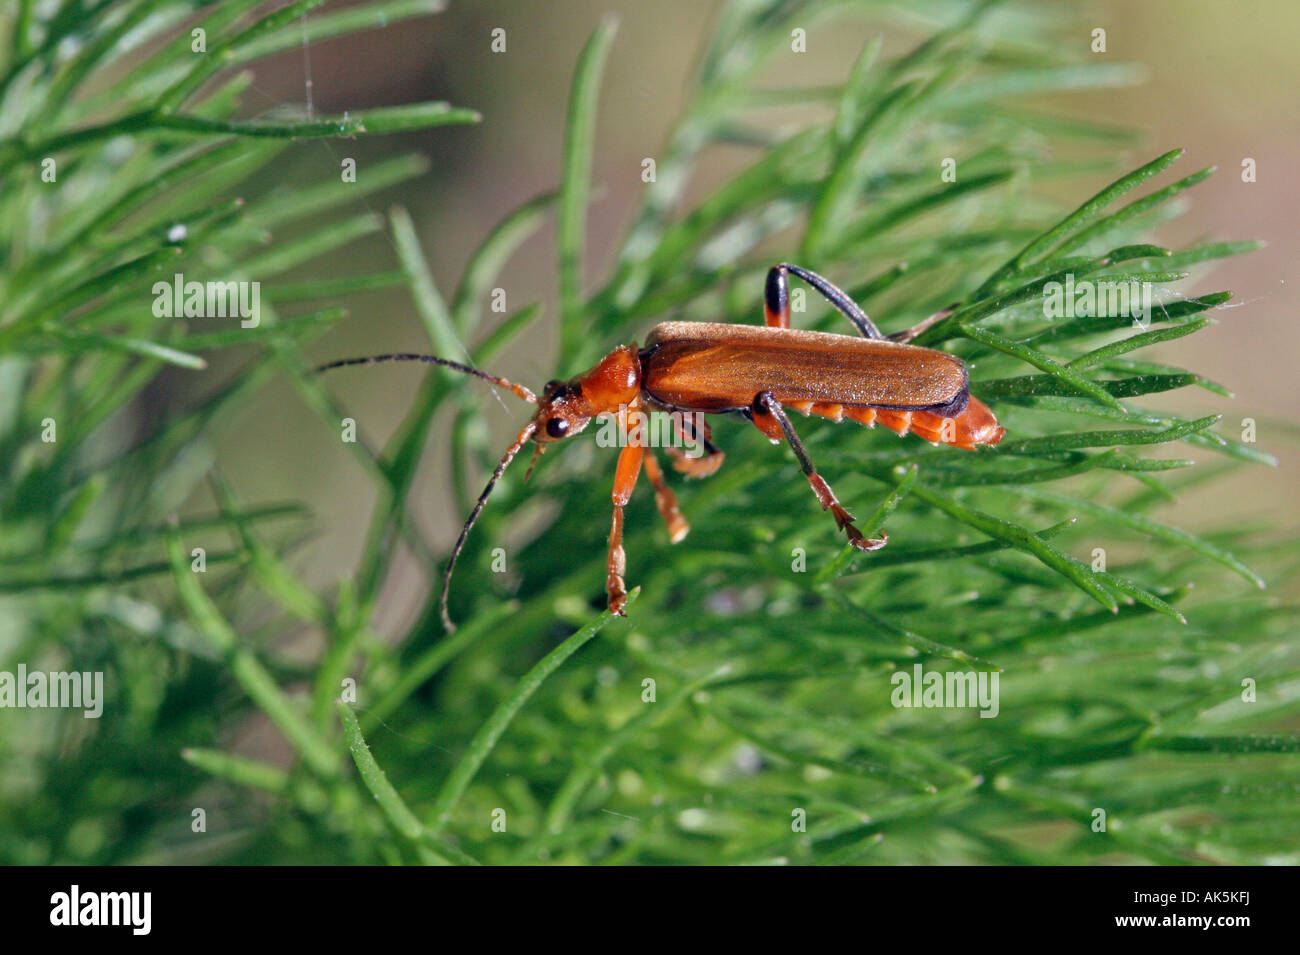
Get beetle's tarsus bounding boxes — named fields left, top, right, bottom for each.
left=848, top=527, right=888, bottom=551
left=832, top=503, right=888, bottom=551
left=889, top=304, right=956, bottom=343
left=607, top=580, right=628, bottom=616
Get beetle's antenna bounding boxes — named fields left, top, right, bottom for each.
left=316, top=353, right=537, bottom=404
left=441, top=421, right=538, bottom=632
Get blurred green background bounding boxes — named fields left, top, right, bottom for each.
left=3, top=0, right=1297, bottom=865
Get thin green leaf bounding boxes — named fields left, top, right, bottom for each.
left=452, top=191, right=555, bottom=334
left=1067, top=318, right=1211, bottom=369
left=904, top=484, right=1119, bottom=612
left=1046, top=166, right=1216, bottom=258
left=42, top=329, right=207, bottom=369
left=1017, top=486, right=1266, bottom=589
left=979, top=147, right=1185, bottom=295
left=960, top=321, right=1125, bottom=411
left=427, top=592, right=635, bottom=835
left=182, top=747, right=289, bottom=793
left=165, top=529, right=339, bottom=777
left=558, top=16, right=618, bottom=357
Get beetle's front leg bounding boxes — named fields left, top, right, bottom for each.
left=750, top=391, right=887, bottom=552
left=607, top=430, right=645, bottom=616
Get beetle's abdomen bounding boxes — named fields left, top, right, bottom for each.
left=784, top=398, right=1004, bottom=449
left=643, top=322, right=968, bottom=413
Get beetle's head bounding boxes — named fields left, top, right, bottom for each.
left=532, top=378, right=594, bottom=444
left=532, top=347, right=642, bottom=446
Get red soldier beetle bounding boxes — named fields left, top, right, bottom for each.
left=318, top=263, right=1005, bottom=630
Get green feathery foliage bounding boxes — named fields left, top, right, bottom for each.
left=1, top=0, right=1294, bottom=866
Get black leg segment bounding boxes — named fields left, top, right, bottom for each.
left=751, top=391, right=887, bottom=551
left=773, top=263, right=885, bottom=340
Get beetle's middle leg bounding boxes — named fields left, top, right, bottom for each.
left=750, top=391, right=887, bottom=552
left=642, top=450, right=689, bottom=543
left=664, top=412, right=724, bottom=478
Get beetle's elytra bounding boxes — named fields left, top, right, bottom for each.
left=319, top=263, right=1005, bottom=629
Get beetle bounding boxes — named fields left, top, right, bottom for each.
left=319, top=263, right=1004, bottom=630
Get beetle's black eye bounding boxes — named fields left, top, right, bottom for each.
left=546, top=417, right=570, bottom=439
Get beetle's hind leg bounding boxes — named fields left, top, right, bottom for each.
left=768, top=262, right=958, bottom=344
left=750, top=391, right=887, bottom=551
left=763, top=265, right=793, bottom=328
left=643, top=449, right=689, bottom=543
left=764, top=264, right=885, bottom=339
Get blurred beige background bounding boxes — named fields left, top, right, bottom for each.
left=208, top=0, right=1299, bottom=611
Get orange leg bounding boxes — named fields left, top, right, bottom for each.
left=643, top=449, right=689, bottom=543
left=607, top=441, right=643, bottom=615
left=606, top=403, right=647, bottom=616
left=665, top=412, right=724, bottom=478
left=751, top=391, right=886, bottom=552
